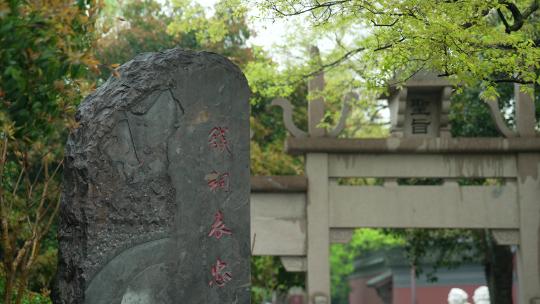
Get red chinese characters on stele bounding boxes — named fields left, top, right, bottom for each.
left=205, top=171, right=230, bottom=192
left=207, top=126, right=234, bottom=289
left=208, top=126, right=231, bottom=154
left=208, top=258, right=232, bottom=288
left=208, top=210, right=232, bottom=240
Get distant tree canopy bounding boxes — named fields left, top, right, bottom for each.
left=97, top=0, right=253, bottom=80
left=255, top=0, right=540, bottom=99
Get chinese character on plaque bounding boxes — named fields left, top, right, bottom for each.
left=410, top=98, right=431, bottom=135
left=411, top=118, right=430, bottom=134
left=205, top=171, right=230, bottom=192
left=411, top=98, right=430, bottom=115
left=208, top=127, right=231, bottom=154
left=208, top=210, right=232, bottom=239
left=209, top=258, right=232, bottom=287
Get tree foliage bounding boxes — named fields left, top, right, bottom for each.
left=255, top=0, right=540, bottom=99
left=0, top=0, right=101, bottom=302
left=97, top=0, right=253, bottom=80
left=1, top=0, right=101, bottom=141
left=330, top=229, right=403, bottom=303
left=0, top=136, right=62, bottom=304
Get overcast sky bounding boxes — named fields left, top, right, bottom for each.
left=195, top=0, right=294, bottom=51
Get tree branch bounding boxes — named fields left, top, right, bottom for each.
left=492, top=78, right=534, bottom=84
left=499, top=0, right=539, bottom=33
left=271, top=0, right=351, bottom=17
left=522, top=0, right=540, bottom=18
left=497, top=8, right=511, bottom=31
left=371, top=18, right=399, bottom=27
left=305, top=36, right=406, bottom=78
left=438, top=71, right=534, bottom=84
left=462, top=7, right=493, bottom=28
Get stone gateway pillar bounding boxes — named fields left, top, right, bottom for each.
left=54, top=49, right=251, bottom=304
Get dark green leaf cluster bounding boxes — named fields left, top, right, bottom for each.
left=0, top=0, right=98, bottom=142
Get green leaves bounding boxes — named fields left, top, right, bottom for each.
left=0, top=1, right=101, bottom=301
left=0, top=0, right=100, bottom=143
left=331, top=229, right=403, bottom=302
left=255, top=0, right=540, bottom=100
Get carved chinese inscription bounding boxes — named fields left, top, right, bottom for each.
left=55, top=49, right=251, bottom=304
left=209, top=126, right=231, bottom=154
left=410, top=98, right=431, bottom=135
left=205, top=125, right=234, bottom=286
left=208, top=210, right=232, bottom=240
left=209, top=258, right=232, bottom=287
left=404, top=90, right=441, bottom=137
left=205, top=171, right=230, bottom=192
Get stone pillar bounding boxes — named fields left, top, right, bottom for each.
left=516, top=153, right=540, bottom=304
left=308, top=47, right=326, bottom=137
left=54, top=49, right=251, bottom=304
left=305, top=47, right=331, bottom=303
left=306, top=153, right=331, bottom=303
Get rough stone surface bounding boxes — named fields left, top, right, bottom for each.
left=53, top=49, right=251, bottom=304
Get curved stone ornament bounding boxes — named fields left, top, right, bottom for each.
left=271, top=93, right=352, bottom=138
left=271, top=98, right=308, bottom=138
left=54, top=49, right=251, bottom=304
left=514, top=83, right=537, bottom=137
left=485, top=84, right=538, bottom=138
left=486, top=98, right=517, bottom=138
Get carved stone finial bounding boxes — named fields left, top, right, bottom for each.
left=308, top=46, right=326, bottom=137
left=271, top=92, right=352, bottom=138
left=271, top=98, right=308, bottom=138
left=515, top=83, right=537, bottom=137
left=486, top=83, right=538, bottom=138
left=486, top=99, right=517, bottom=138
left=328, top=93, right=353, bottom=137
left=271, top=45, right=351, bottom=138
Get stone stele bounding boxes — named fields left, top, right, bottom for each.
left=53, top=49, right=251, bottom=304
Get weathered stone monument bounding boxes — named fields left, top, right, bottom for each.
left=54, top=49, right=251, bottom=303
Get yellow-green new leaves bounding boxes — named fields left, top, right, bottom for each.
left=254, top=0, right=540, bottom=99
left=168, top=0, right=249, bottom=53
left=168, top=0, right=226, bottom=44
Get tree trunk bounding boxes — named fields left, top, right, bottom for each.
left=14, top=273, right=29, bottom=304
left=4, top=273, right=14, bottom=304
left=484, top=233, right=514, bottom=304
